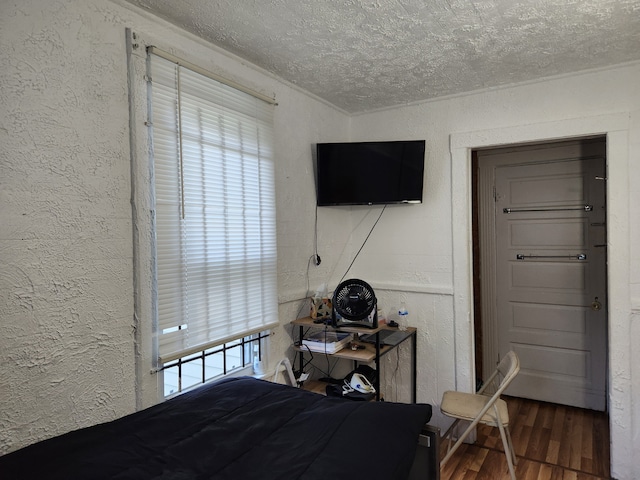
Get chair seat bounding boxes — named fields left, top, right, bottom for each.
left=441, top=390, right=510, bottom=427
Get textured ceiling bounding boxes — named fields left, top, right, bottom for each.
left=124, top=0, right=640, bottom=113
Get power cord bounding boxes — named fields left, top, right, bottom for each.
left=338, top=204, right=387, bottom=284
left=313, top=204, right=321, bottom=266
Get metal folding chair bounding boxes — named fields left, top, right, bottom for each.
left=440, top=351, right=520, bottom=479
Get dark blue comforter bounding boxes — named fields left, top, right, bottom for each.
left=0, top=377, right=432, bottom=479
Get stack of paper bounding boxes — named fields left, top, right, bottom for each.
left=301, top=331, right=351, bottom=354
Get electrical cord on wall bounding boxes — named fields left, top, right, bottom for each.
left=294, top=204, right=321, bottom=321
left=338, top=204, right=387, bottom=284
left=391, top=347, right=401, bottom=402
left=293, top=204, right=386, bottom=386
left=313, top=204, right=321, bottom=266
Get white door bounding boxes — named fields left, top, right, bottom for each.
left=478, top=139, right=607, bottom=411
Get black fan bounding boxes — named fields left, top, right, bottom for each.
left=331, top=279, right=378, bottom=329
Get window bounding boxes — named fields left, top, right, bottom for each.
left=162, top=331, right=270, bottom=396
left=148, top=50, right=278, bottom=392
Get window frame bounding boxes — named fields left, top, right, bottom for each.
left=162, top=330, right=270, bottom=397
left=145, top=47, right=278, bottom=396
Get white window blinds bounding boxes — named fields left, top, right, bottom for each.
left=149, top=52, right=278, bottom=364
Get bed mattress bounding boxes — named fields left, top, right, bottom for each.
left=0, top=376, right=432, bottom=480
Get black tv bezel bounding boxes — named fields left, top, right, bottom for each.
left=315, top=140, right=425, bottom=207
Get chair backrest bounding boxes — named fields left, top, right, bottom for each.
left=496, top=350, right=520, bottom=392
left=463, top=351, right=520, bottom=432
left=478, top=350, right=520, bottom=396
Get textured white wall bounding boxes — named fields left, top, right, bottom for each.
left=0, top=0, right=136, bottom=454
left=0, top=0, right=349, bottom=454
left=2, top=1, right=639, bottom=477
left=350, top=63, right=640, bottom=479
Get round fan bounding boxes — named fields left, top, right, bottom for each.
left=332, top=278, right=377, bottom=324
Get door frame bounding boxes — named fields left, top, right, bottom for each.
left=449, top=113, right=630, bottom=476
left=474, top=140, right=608, bottom=408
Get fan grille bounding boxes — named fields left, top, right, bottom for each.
left=333, top=279, right=376, bottom=320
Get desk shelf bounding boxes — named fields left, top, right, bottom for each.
left=291, top=316, right=417, bottom=401
left=291, top=316, right=385, bottom=333
left=293, top=341, right=381, bottom=362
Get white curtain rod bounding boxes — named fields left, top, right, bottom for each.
left=147, top=46, right=278, bottom=106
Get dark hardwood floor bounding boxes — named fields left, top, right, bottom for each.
left=439, top=396, right=611, bottom=480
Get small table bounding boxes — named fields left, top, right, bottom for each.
left=291, top=316, right=417, bottom=401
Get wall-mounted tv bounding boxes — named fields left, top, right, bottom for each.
left=316, top=140, right=425, bottom=206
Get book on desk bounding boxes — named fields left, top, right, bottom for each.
left=301, top=331, right=352, bottom=354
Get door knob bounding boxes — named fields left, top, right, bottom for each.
left=591, top=297, right=602, bottom=311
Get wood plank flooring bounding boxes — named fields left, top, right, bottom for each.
left=440, top=396, right=611, bottom=480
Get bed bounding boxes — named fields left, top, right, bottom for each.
left=0, top=376, right=433, bottom=479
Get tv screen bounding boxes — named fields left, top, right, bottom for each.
left=316, top=140, right=425, bottom=206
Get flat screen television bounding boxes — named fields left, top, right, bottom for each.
left=316, top=140, right=425, bottom=206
